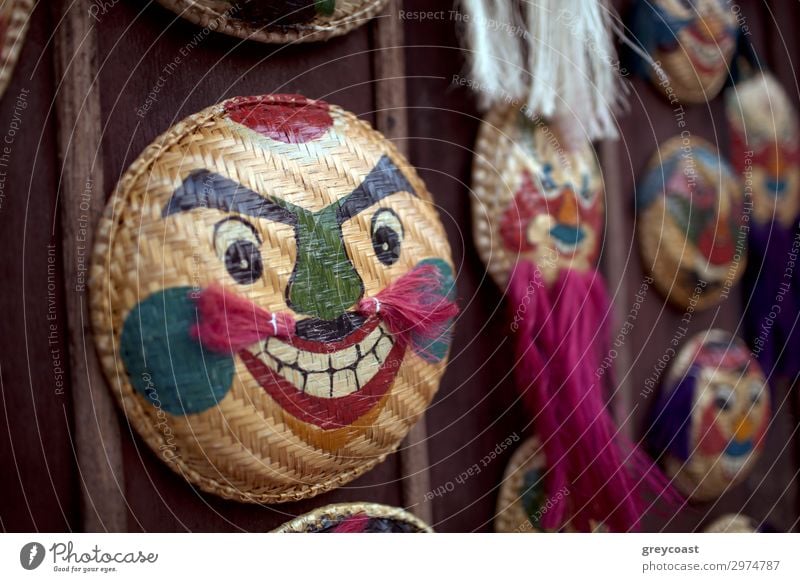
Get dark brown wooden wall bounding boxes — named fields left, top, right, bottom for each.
left=1, top=0, right=798, bottom=532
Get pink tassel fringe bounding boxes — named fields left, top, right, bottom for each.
left=508, top=261, right=679, bottom=532
left=332, top=514, right=370, bottom=533
left=192, top=264, right=458, bottom=354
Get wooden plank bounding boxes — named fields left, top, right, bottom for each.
left=372, top=0, right=433, bottom=524
left=52, top=0, right=126, bottom=532
left=599, top=139, right=635, bottom=438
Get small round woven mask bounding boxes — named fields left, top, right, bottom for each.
left=155, top=0, right=388, bottom=43
left=637, top=136, right=745, bottom=310
left=649, top=330, right=769, bottom=501
left=91, top=94, right=455, bottom=503
left=631, top=0, right=738, bottom=103
left=273, top=503, right=432, bottom=532
left=0, top=0, right=34, bottom=100
left=472, top=107, right=605, bottom=286
left=495, top=437, right=556, bottom=533
left=726, top=71, right=800, bottom=228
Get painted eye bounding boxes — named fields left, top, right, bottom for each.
left=749, top=381, right=764, bottom=404
left=214, top=217, right=263, bottom=285
left=713, top=385, right=735, bottom=411
left=371, top=209, right=404, bottom=266
left=537, top=163, right=562, bottom=200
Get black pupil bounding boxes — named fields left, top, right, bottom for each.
left=715, top=395, right=732, bottom=411
left=225, top=240, right=263, bottom=285
left=373, top=226, right=401, bottom=265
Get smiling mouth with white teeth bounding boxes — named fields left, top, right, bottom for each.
left=238, top=317, right=405, bottom=430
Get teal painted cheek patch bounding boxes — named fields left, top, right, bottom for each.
left=120, top=287, right=235, bottom=416
left=411, top=258, right=456, bottom=363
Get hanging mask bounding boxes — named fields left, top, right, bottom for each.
left=495, top=437, right=572, bottom=533
left=91, top=94, right=458, bottom=503
left=273, top=503, right=432, bottom=532
left=473, top=106, right=676, bottom=532
left=630, top=0, right=738, bottom=103
left=154, top=0, right=388, bottom=43
left=0, top=0, right=34, bottom=100
left=637, top=136, right=745, bottom=310
left=648, top=330, right=770, bottom=501
left=727, top=71, right=800, bottom=377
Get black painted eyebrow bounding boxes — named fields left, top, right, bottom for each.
left=162, top=154, right=418, bottom=225
left=162, top=170, right=299, bottom=225
left=335, top=155, right=417, bottom=224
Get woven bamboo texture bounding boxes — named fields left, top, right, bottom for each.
left=272, top=502, right=433, bottom=532
left=0, top=0, right=34, bottom=100
left=637, top=136, right=745, bottom=310
left=155, top=0, right=388, bottom=43
left=471, top=105, right=605, bottom=288
left=660, top=330, right=769, bottom=502
left=90, top=94, right=453, bottom=503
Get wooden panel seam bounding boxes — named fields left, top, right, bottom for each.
left=371, top=0, right=433, bottom=524
left=52, top=0, right=126, bottom=532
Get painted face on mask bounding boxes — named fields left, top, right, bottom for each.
left=638, top=136, right=745, bottom=309
left=153, top=0, right=387, bottom=43
left=632, top=0, right=739, bottom=103
left=650, top=330, right=770, bottom=501
left=91, top=95, right=456, bottom=502
left=473, top=109, right=604, bottom=287
left=726, top=71, right=800, bottom=227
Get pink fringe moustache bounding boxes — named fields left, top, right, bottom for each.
left=508, top=261, right=680, bottom=532
left=191, top=264, right=459, bottom=356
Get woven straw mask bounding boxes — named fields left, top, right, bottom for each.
left=91, top=95, right=455, bottom=503
left=637, top=136, right=745, bottom=310
left=154, top=0, right=388, bottom=43
left=631, top=0, right=738, bottom=103
left=472, top=107, right=605, bottom=286
left=726, top=71, right=800, bottom=228
left=650, top=330, right=769, bottom=501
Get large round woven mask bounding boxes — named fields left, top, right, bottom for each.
left=91, top=95, right=455, bottom=503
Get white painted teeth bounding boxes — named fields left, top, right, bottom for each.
left=298, top=350, right=330, bottom=372
left=266, top=337, right=298, bottom=365
left=253, top=325, right=395, bottom=398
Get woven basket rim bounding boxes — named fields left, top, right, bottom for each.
left=271, top=502, right=433, bottom=532
left=154, top=0, right=389, bottom=44
left=89, top=94, right=429, bottom=504
left=703, top=514, right=757, bottom=533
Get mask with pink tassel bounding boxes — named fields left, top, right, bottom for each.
left=473, top=106, right=678, bottom=532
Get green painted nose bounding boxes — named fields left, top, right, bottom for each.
left=287, top=204, right=363, bottom=320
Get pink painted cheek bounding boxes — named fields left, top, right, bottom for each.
left=499, top=170, right=550, bottom=253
